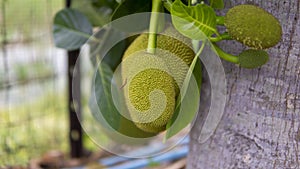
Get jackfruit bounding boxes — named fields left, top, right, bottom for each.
left=123, top=26, right=195, bottom=92
left=224, top=4, right=282, bottom=49
left=121, top=26, right=195, bottom=133
left=238, top=49, right=269, bottom=68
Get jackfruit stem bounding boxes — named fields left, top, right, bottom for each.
left=147, top=0, right=163, bottom=54
left=213, top=43, right=239, bottom=64
left=209, top=32, right=232, bottom=42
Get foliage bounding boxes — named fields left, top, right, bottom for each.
left=208, top=0, right=224, bottom=9
left=165, top=57, right=202, bottom=139
left=53, top=8, right=93, bottom=50
left=111, top=0, right=151, bottom=21
left=52, top=0, right=282, bottom=141
left=171, top=0, right=217, bottom=40
left=72, top=0, right=119, bottom=26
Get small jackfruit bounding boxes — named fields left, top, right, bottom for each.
left=238, top=49, right=269, bottom=68
left=121, top=26, right=195, bottom=133
left=224, top=4, right=282, bottom=49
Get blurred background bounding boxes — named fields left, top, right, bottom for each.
left=0, top=1, right=191, bottom=168
left=0, top=0, right=71, bottom=166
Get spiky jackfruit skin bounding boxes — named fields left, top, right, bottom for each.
left=123, top=26, right=195, bottom=92
left=121, top=51, right=177, bottom=133
left=224, top=4, right=282, bottom=49
left=129, top=68, right=176, bottom=133
left=121, top=26, right=195, bottom=133
left=124, top=27, right=194, bottom=65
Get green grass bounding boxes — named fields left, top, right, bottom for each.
left=13, top=60, right=54, bottom=83
left=0, top=92, right=69, bottom=166
left=1, top=0, right=64, bottom=43
left=0, top=92, right=104, bottom=167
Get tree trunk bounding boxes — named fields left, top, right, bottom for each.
left=187, top=0, right=300, bottom=168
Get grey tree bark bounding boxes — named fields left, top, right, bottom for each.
left=187, top=0, right=300, bottom=168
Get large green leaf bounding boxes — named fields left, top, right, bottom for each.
left=165, top=57, right=202, bottom=140
left=111, top=0, right=151, bottom=21
left=72, top=0, right=118, bottom=26
left=53, top=8, right=93, bottom=50
left=91, top=0, right=119, bottom=9
left=209, top=0, right=224, bottom=9
left=110, top=0, right=152, bottom=33
left=171, top=0, right=217, bottom=40
left=89, top=27, right=127, bottom=70
left=91, top=62, right=120, bottom=128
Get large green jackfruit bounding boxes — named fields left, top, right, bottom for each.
left=121, top=26, right=195, bottom=133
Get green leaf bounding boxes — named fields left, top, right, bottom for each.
left=165, top=57, right=202, bottom=140
left=89, top=27, right=127, bottom=70
left=111, top=0, right=151, bottom=21
left=91, top=62, right=120, bottom=129
left=53, top=8, right=93, bottom=50
left=72, top=0, right=118, bottom=26
left=171, top=0, right=217, bottom=40
left=194, top=58, right=202, bottom=94
left=209, top=0, right=224, bottom=9
left=110, top=0, right=152, bottom=33
left=238, top=49, right=269, bottom=68
left=91, top=0, right=119, bottom=9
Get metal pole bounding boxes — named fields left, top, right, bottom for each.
left=66, top=0, right=83, bottom=158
